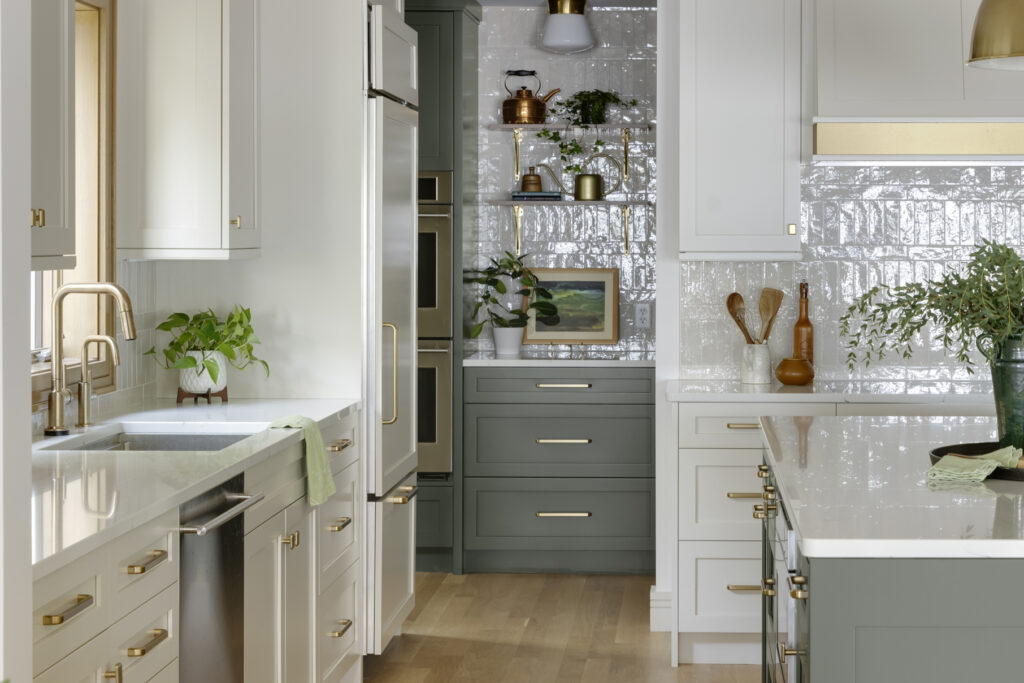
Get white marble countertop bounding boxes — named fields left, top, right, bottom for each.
left=762, top=414, right=1024, bottom=558
left=667, top=378, right=994, bottom=404
left=463, top=352, right=654, bottom=367
left=31, top=398, right=359, bottom=578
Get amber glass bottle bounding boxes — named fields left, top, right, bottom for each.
left=794, top=281, right=813, bottom=364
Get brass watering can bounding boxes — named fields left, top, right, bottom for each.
left=538, top=153, right=623, bottom=201
left=502, top=70, right=560, bottom=124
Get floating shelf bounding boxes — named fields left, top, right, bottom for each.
left=488, top=122, right=655, bottom=131
left=486, top=199, right=651, bottom=207
left=486, top=200, right=651, bottom=256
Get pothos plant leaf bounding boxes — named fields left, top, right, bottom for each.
left=148, top=305, right=270, bottom=379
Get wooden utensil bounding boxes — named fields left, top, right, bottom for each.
left=757, top=288, right=785, bottom=343
left=726, top=292, right=755, bottom=344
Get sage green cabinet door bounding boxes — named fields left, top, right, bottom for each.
left=415, top=484, right=453, bottom=547
left=405, top=11, right=454, bottom=171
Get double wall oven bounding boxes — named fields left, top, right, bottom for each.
left=416, top=172, right=453, bottom=474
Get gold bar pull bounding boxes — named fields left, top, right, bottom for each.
left=761, top=578, right=776, bottom=597
left=788, top=575, right=808, bottom=599
left=787, top=223, right=797, bottom=235
left=126, top=549, right=168, bottom=575
left=127, top=628, right=168, bottom=657
left=779, top=645, right=802, bottom=663
left=230, top=215, right=242, bottom=229
left=726, top=584, right=762, bottom=592
left=42, top=593, right=94, bottom=625
left=535, top=383, right=592, bottom=389
left=536, top=511, right=592, bottom=518
left=621, top=128, right=631, bottom=182
left=328, top=619, right=353, bottom=639
left=38, top=208, right=46, bottom=227
left=536, top=438, right=592, bottom=444
left=281, top=531, right=300, bottom=550
left=726, top=492, right=762, bottom=499
left=328, top=517, right=352, bottom=532
left=103, top=663, right=123, bottom=682
left=384, top=485, right=418, bottom=505
left=513, top=205, right=523, bottom=256
left=727, top=423, right=760, bottom=430
left=326, top=438, right=353, bottom=452
left=752, top=503, right=777, bottom=520
left=621, top=205, right=631, bottom=254
left=513, top=128, right=524, bottom=182
left=382, top=322, right=398, bottom=425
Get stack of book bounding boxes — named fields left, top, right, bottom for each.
left=510, top=191, right=563, bottom=201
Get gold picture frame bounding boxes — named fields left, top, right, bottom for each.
left=523, top=268, right=619, bottom=344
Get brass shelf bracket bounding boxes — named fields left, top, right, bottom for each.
left=621, top=128, right=631, bottom=182
left=513, top=128, right=524, bottom=182
left=620, top=205, right=631, bottom=254
left=513, top=205, right=524, bottom=255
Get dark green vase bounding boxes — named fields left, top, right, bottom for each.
left=987, top=336, right=1024, bottom=449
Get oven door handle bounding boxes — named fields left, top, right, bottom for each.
left=418, top=348, right=451, bottom=354
left=418, top=211, right=452, bottom=219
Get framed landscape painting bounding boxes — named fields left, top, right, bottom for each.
left=523, top=268, right=619, bottom=344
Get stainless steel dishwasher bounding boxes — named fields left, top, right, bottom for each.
left=178, top=473, right=264, bottom=683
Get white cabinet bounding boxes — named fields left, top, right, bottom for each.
left=370, top=472, right=416, bottom=654
left=31, top=0, right=75, bottom=270
left=677, top=0, right=802, bottom=260
left=116, top=0, right=260, bottom=260
left=816, top=0, right=1024, bottom=118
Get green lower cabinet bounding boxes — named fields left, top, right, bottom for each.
left=415, top=482, right=453, bottom=573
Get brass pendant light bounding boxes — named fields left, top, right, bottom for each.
left=541, top=0, right=594, bottom=54
left=969, top=0, right=1024, bottom=70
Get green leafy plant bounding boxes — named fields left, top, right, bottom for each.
left=839, top=241, right=1024, bottom=372
left=145, top=306, right=269, bottom=384
left=538, top=89, right=637, bottom=174
left=464, top=252, right=560, bottom=338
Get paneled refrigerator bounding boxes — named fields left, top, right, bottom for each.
left=364, top=3, right=419, bottom=656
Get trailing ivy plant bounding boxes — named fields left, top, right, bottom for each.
left=537, top=89, right=637, bottom=174
left=838, top=241, right=1024, bottom=372
left=464, top=252, right=559, bottom=338
left=145, top=305, right=269, bottom=384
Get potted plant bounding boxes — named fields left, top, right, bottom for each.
left=839, top=240, right=1024, bottom=447
left=146, top=305, right=269, bottom=398
left=464, top=252, right=559, bottom=357
left=537, top=89, right=637, bottom=175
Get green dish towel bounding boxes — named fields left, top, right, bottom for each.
left=926, top=446, right=1022, bottom=484
left=270, top=415, right=336, bottom=506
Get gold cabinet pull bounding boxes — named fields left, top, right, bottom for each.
left=281, top=531, right=300, bottom=550
left=536, top=438, right=592, bottom=444
left=42, top=593, right=94, bottom=625
left=752, top=503, right=778, bottom=520
left=787, top=223, right=798, bottom=236
left=382, top=322, right=398, bottom=425
left=726, top=584, right=762, bottom=592
left=535, top=383, right=592, bottom=389
left=384, top=485, right=418, bottom=505
left=31, top=208, right=46, bottom=228
left=230, top=215, right=242, bottom=229
left=126, top=549, right=168, bottom=575
left=536, top=511, right=592, bottom=518
left=726, top=492, right=762, bottom=499
left=328, top=618, right=353, bottom=639
left=757, top=465, right=770, bottom=471
left=779, top=645, right=801, bottom=663
left=727, top=423, right=760, bottom=430
left=327, top=438, right=353, bottom=452
left=127, top=628, right=168, bottom=657
left=103, top=663, right=123, bottom=682
left=788, top=575, right=808, bottom=599
left=757, top=464, right=771, bottom=479
left=38, top=208, right=46, bottom=227
left=328, top=517, right=352, bottom=532
left=761, top=578, right=776, bottom=597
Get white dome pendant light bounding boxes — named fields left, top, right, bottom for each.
left=969, top=0, right=1024, bottom=70
left=541, top=0, right=594, bottom=54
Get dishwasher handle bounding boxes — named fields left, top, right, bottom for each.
left=179, top=492, right=265, bottom=536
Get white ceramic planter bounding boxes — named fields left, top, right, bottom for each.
left=179, top=350, right=228, bottom=394
left=492, top=327, right=524, bottom=358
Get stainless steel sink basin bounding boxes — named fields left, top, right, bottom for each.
left=42, top=432, right=250, bottom=452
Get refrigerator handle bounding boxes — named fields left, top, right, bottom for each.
left=382, top=322, right=398, bottom=425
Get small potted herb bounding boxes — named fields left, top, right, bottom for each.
left=464, top=252, right=559, bottom=357
left=146, top=305, right=269, bottom=397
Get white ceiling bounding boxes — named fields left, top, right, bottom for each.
left=476, top=1, right=657, bottom=7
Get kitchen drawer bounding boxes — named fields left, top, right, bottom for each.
left=149, top=658, right=179, bottom=682
left=416, top=483, right=453, bottom=547
left=677, top=541, right=762, bottom=633
left=33, top=623, right=105, bottom=683
left=678, top=403, right=835, bottom=448
left=465, top=404, right=653, bottom=477
left=245, top=440, right=306, bottom=533
left=321, top=410, right=359, bottom=474
left=33, top=544, right=108, bottom=675
left=105, top=582, right=178, bottom=682
left=464, top=367, right=654, bottom=405
left=317, top=560, right=359, bottom=683
left=678, top=449, right=765, bottom=541
left=464, top=477, right=654, bottom=551
left=318, top=460, right=359, bottom=592
left=108, top=508, right=179, bottom=622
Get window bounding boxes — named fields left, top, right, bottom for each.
left=31, top=0, right=115, bottom=407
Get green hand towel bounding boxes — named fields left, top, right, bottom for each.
left=270, top=415, right=336, bottom=506
left=926, top=446, right=1022, bottom=484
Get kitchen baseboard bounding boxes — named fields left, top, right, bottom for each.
left=649, top=587, right=672, bottom=632
left=676, top=633, right=760, bottom=665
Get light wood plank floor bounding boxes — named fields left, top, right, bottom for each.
left=363, top=573, right=759, bottom=683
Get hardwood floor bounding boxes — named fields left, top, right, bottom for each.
left=363, top=573, right=759, bottom=683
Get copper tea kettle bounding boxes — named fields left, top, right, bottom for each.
left=502, top=70, right=560, bottom=124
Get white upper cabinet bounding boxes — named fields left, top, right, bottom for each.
left=677, top=0, right=803, bottom=259
left=817, top=0, right=1024, bottom=118
left=116, top=0, right=259, bottom=260
left=32, top=0, right=76, bottom=270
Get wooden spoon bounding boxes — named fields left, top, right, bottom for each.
left=757, top=288, right=785, bottom=343
left=726, top=292, right=755, bottom=344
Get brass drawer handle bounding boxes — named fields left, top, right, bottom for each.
left=727, top=423, right=760, bottom=430
left=753, top=503, right=778, bottom=520
left=328, top=516, right=352, bottom=532
left=536, top=438, right=592, bottom=444
left=127, top=628, right=168, bottom=657
left=788, top=575, right=808, bottom=599
left=536, top=511, right=592, bottom=518
left=327, top=438, right=353, bottom=452
left=126, top=549, right=168, bottom=575
left=328, top=618, right=353, bottom=639
left=726, top=492, right=762, bottom=499
left=103, top=663, right=123, bottom=682
left=230, top=215, right=242, bottom=229
left=535, top=383, right=592, bottom=389
left=384, top=485, right=418, bottom=504
left=42, top=593, right=94, bottom=625
left=761, top=578, right=776, bottom=597
left=726, top=584, right=762, bottom=592
left=779, top=645, right=801, bottom=663
left=281, top=531, right=300, bottom=550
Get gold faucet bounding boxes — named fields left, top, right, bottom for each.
left=45, top=283, right=136, bottom=435
left=76, top=335, right=120, bottom=428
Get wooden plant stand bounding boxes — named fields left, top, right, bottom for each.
left=177, top=387, right=229, bottom=405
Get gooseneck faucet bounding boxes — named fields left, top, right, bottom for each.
left=45, top=283, right=137, bottom=435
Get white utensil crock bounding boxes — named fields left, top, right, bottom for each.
left=741, top=343, right=772, bottom=384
